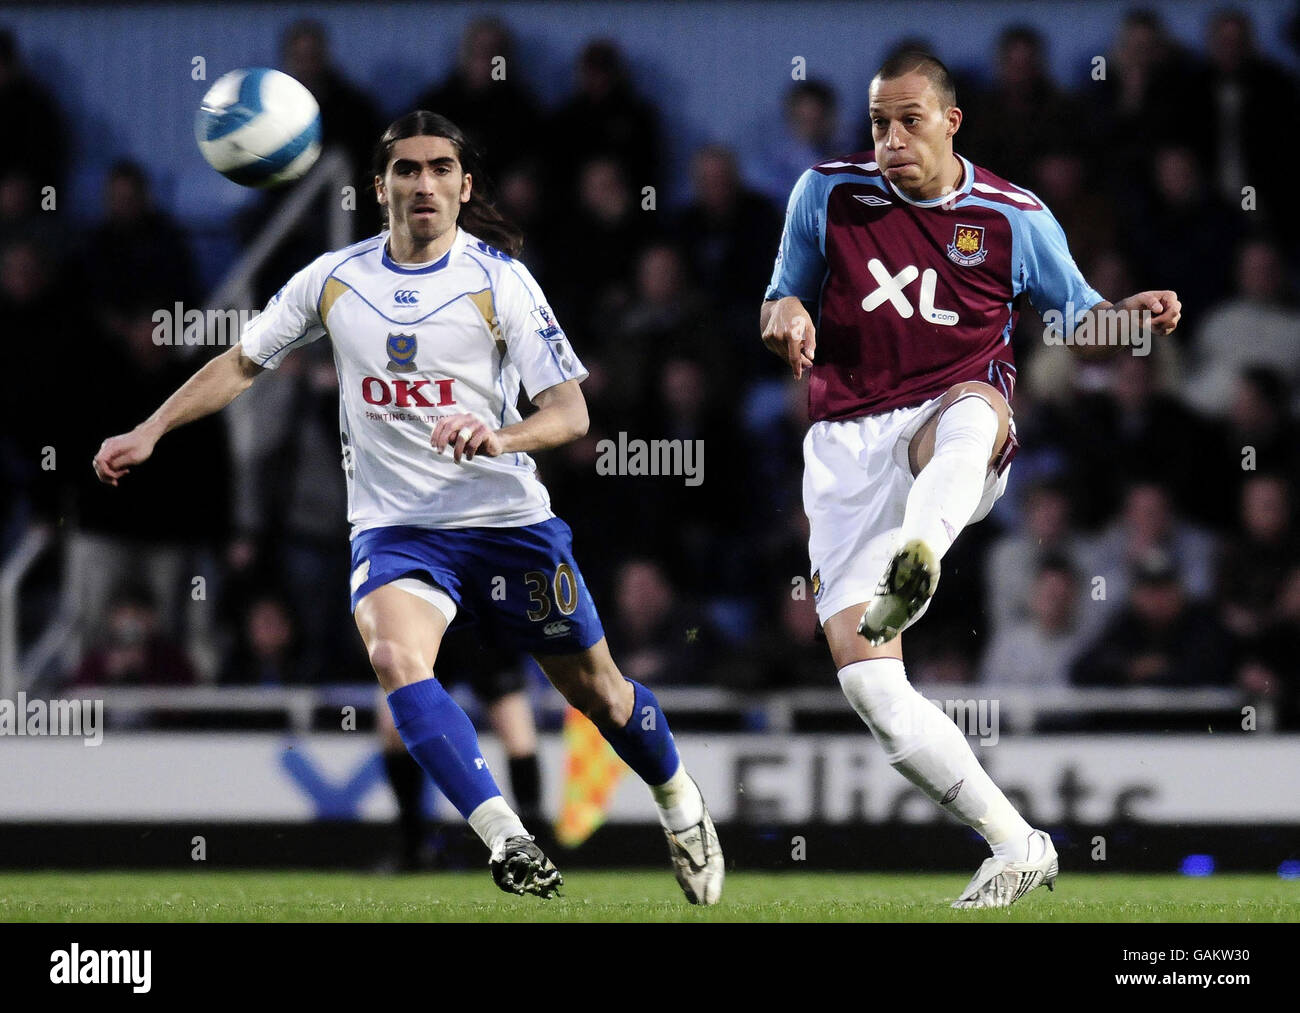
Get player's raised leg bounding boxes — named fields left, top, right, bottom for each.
left=859, top=381, right=1013, bottom=645
left=534, top=640, right=724, bottom=905
left=355, top=581, right=561, bottom=898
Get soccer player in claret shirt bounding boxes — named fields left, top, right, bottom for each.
left=761, top=51, right=1180, bottom=908
left=94, top=111, right=723, bottom=904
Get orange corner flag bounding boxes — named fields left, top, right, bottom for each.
left=554, top=705, right=628, bottom=848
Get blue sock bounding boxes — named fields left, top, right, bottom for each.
left=387, top=679, right=502, bottom=820
left=600, top=680, right=681, bottom=787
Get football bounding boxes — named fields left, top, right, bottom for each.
left=194, top=67, right=321, bottom=187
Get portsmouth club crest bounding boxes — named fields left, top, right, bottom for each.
left=386, top=332, right=417, bottom=373
left=946, top=224, right=987, bottom=267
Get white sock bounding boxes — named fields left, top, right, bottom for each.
left=899, top=395, right=999, bottom=560
left=467, top=795, right=528, bottom=854
left=650, top=761, right=704, bottom=832
left=838, top=658, right=1034, bottom=861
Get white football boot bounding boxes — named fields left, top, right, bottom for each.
left=858, top=538, right=940, bottom=646
left=663, top=784, right=724, bottom=905
left=951, top=830, right=1058, bottom=909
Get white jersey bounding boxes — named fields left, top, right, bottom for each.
left=238, top=227, right=587, bottom=536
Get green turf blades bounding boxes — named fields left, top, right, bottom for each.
left=0, top=871, right=1295, bottom=923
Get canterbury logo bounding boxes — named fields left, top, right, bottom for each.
left=394, top=290, right=419, bottom=305
left=861, top=258, right=959, bottom=326
left=543, top=621, right=571, bottom=637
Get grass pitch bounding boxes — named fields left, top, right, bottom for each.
left=0, top=871, right=1295, bottom=922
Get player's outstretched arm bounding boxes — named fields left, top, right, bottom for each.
left=92, top=342, right=265, bottom=486
left=761, top=296, right=817, bottom=380
left=1072, top=290, right=1182, bottom=347
left=431, top=378, right=589, bottom=463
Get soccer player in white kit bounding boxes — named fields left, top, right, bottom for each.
left=94, top=111, right=723, bottom=904
left=761, top=52, right=1180, bottom=907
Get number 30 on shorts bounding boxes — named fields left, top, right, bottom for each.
left=523, top=564, right=579, bottom=621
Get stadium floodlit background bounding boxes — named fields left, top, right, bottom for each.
left=1, top=0, right=1298, bottom=881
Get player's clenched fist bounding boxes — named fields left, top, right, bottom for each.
left=1124, top=289, right=1182, bottom=336
left=92, top=428, right=159, bottom=486
left=762, top=295, right=817, bottom=380
left=431, top=413, right=503, bottom=463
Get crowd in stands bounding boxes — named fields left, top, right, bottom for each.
left=1, top=8, right=1298, bottom=730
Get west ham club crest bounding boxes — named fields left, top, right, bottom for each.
left=946, top=224, right=987, bottom=267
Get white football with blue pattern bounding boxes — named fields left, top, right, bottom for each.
left=195, top=67, right=321, bottom=188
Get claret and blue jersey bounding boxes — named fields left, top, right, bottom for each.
left=765, top=153, right=1104, bottom=421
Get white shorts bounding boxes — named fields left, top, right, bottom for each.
left=803, top=396, right=1010, bottom=626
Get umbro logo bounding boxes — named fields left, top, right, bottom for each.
left=853, top=193, right=892, bottom=207
left=394, top=290, right=419, bottom=305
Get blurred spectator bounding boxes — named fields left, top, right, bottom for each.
left=1238, top=565, right=1300, bottom=729
left=0, top=29, right=68, bottom=192
left=673, top=144, right=783, bottom=376
left=223, top=341, right=358, bottom=682
left=240, top=19, right=385, bottom=304
left=279, top=18, right=384, bottom=203
left=1070, top=549, right=1236, bottom=686
left=980, top=554, right=1087, bottom=685
left=984, top=477, right=1096, bottom=635
left=1060, top=352, right=1207, bottom=528
left=711, top=585, right=827, bottom=690
left=545, top=39, right=663, bottom=204
left=960, top=26, right=1088, bottom=182
left=1201, top=367, right=1300, bottom=528
left=1125, top=144, right=1243, bottom=330
left=908, top=624, right=979, bottom=685
left=743, top=378, right=811, bottom=534
left=0, top=169, right=66, bottom=263
left=1093, top=10, right=1204, bottom=198
left=69, top=583, right=198, bottom=687
left=69, top=307, right=231, bottom=674
left=413, top=17, right=541, bottom=176
left=1194, top=8, right=1299, bottom=236
left=603, top=242, right=721, bottom=406
left=637, top=354, right=753, bottom=594
left=1087, top=481, right=1217, bottom=613
left=750, top=79, right=846, bottom=205
left=1183, top=238, right=1300, bottom=416
left=83, top=160, right=200, bottom=341
left=603, top=559, right=721, bottom=685
left=0, top=238, right=85, bottom=540
left=547, top=155, right=657, bottom=338
left=494, top=156, right=556, bottom=283
left=1217, top=474, right=1300, bottom=642
left=219, top=592, right=308, bottom=685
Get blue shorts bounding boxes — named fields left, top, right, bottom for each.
left=348, top=518, right=605, bottom=655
